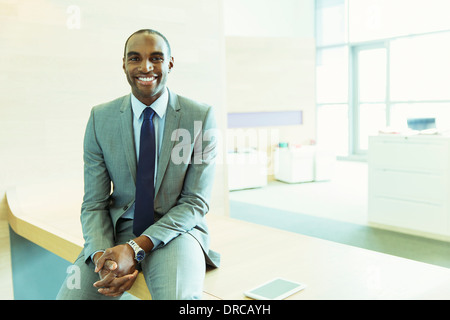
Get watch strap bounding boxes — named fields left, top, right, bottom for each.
left=127, top=240, right=145, bottom=262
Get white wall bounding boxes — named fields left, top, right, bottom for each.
left=223, top=0, right=316, bottom=154
left=0, top=0, right=228, bottom=215
left=223, top=0, right=315, bottom=38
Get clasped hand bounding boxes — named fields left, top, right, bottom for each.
left=93, top=244, right=139, bottom=297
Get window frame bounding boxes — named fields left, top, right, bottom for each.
left=315, top=0, right=450, bottom=159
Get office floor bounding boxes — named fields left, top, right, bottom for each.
left=229, top=160, right=450, bottom=269
left=229, top=160, right=369, bottom=226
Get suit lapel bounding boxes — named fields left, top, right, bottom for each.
left=119, top=94, right=138, bottom=183
left=155, top=90, right=181, bottom=196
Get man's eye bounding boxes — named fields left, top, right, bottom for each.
left=151, top=57, right=164, bottom=62
left=129, top=57, right=139, bottom=61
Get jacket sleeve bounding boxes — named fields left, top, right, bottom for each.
left=80, top=107, right=115, bottom=263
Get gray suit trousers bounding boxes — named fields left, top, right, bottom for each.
left=56, top=218, right=205, bottom=300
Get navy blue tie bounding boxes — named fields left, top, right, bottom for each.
left=133, top=107, right=156, bottom=236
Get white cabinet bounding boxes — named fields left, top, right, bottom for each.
left=274, top=146, right=335, bottom=183
left=274, top=146, right=315, bottom=183
left=227, top=151, right=267, bottom=191
left=368, top=135, right=450, bottom=239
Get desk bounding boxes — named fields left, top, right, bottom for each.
left=4, top=181, right=450, bottom=299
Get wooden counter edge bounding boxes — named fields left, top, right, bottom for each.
left=3, top=189, right=153, bottom=300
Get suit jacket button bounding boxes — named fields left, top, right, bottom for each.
left=123, top=205, right=128, bottom=211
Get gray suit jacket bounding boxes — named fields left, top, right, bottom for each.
left=80, top=89, right=220, bottom=267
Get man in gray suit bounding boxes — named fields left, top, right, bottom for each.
left=57, top=29, right=219, bottom=300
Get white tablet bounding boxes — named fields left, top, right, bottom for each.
left=244, top=277, right=307, bottom=300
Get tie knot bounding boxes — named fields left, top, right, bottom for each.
left=143, top=107, right=155, bottom=121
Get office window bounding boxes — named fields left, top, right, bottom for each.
left=359, top=103, right=385, bottom=150
left=316, top=0, right=450, bottom=157
left=390, top=33, right=450, bottom=102
left=349, top=0, right=450, bottom=43
left=315, top=0, right=347, bottom=47
left=354, top=46, right=387, bottom=151
left=315, top=0, right=349, bottom=156
left=357, top=48, right=386, bottom=102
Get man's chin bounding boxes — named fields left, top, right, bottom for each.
left=132, top=87, right=164, bottom=104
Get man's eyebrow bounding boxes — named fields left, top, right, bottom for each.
left=150, top=51, right=165, bottom=57
left=126, top=51, right=165, bottom=57
left=126, top=51, right=141, bottom=57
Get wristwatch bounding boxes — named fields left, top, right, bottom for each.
left=127, top=240, right=145, bottom=263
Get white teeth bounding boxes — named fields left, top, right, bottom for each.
left=138, top=77, right=155, bottom=81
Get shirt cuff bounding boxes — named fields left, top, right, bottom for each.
left=90, top=250, right=105, bottom=263
left=143, top=234, right=161, bottom=251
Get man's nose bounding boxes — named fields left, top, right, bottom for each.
left=140, top=60, right=153, bottom=72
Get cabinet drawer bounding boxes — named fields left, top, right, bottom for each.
left=369, top=139, right=448, bottom=173
left=368, top=196, right=449, bottom=235
left=370, top=169, right=447, bottom=203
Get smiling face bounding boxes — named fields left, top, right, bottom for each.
left=123, top=32, right=174, bottom=106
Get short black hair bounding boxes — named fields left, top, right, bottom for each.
left=123, top=29, right=171, bottom=57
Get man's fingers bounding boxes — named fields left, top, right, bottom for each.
left=96, top=271, right=138, bottom=296
left=95, top=256, right=117, bottom=273
left=94, top=249, right=116, bottom=272
left=119, top=270, right=139, bottom=292
left=93, top=270, right=116, bottom=288
left=94, top=255, right=106, bottom=273
left=97, top=287, right=123, bottom=297
left=109, top=271, right=137, bottom=288
left=104, top=260, right=118, bottom=271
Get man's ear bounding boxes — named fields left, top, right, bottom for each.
left=122, top=57, right=126, bottom=72
left=168, top=56, right=174, bottom=72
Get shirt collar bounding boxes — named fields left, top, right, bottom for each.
left=131, top=87, right=168, bottom=120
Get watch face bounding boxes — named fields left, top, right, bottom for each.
left=136, top=250, right=145, bottom=262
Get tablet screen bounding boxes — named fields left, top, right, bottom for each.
left=248, top=278, right=304, bottom=299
